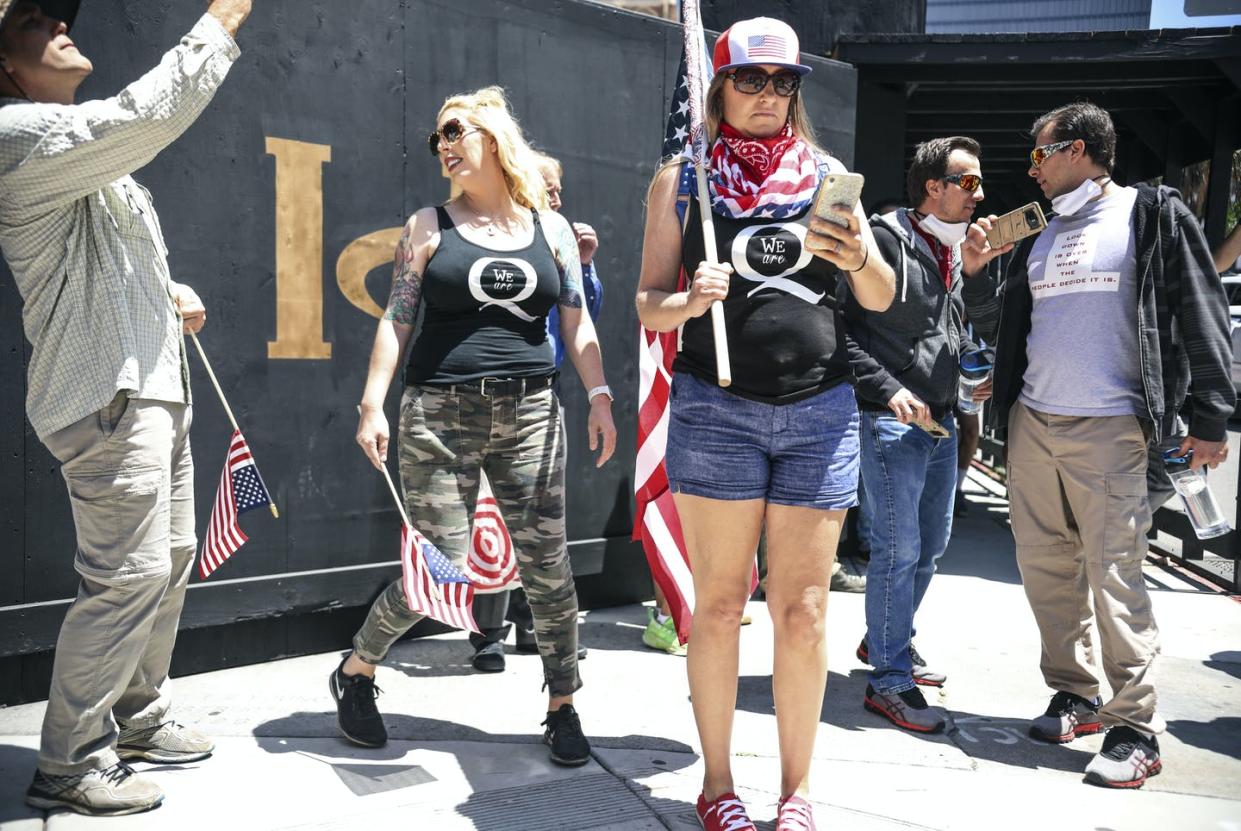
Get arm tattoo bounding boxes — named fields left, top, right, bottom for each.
left=383, top=224, right=423, bottom=324
left=553, top=220, right=584, bottom=309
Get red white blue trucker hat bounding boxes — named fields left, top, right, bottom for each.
left=712, top=17, right=812, bottom=77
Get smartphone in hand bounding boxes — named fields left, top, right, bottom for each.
left=985, top=202, right=1047, bottom=249
left=810, top=172, right=865, bottom=228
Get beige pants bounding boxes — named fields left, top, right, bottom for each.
left=38, top=395, right=195, bottom=775
left=1007, top=401, right=1163, bottom=735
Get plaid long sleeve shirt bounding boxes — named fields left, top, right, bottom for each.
left=0, top=14, right=239, bottom=440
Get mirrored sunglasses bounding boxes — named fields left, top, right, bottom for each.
left=1029, top=140, right=1073, bottom=168
left=943, top=173, right=983, bottom=192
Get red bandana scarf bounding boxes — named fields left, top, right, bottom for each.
left=707, top=122, right=820, bottom=220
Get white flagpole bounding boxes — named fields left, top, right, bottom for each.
left=191, top=331, right=279, bottom=519
left=681, top=0, right=732, bottom=387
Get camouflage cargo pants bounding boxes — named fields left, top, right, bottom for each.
left=352, top=383, right=581, bottom=697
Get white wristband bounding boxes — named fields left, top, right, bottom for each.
left=588, top=384, right=613, bottom=403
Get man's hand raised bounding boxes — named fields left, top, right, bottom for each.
left=207, top=0, right=252, bottom=37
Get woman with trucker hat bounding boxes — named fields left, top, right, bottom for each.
left=635, top=16, right=894, bottom=831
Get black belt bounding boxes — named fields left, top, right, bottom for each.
left=423, top=373, right=557, bottom=397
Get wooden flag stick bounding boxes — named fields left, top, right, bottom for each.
left=354, top=405, right=414, bottom=528
left=356, top=406, right=445, bottom=602
left=190, top=332, right=279, bottom=519
left=380, top=463, right=412, bottom=530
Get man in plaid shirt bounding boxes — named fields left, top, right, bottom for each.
left=0, top=0, right=251, bottom=816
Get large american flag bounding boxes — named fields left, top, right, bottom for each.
left=463, top=471, right=519, bottom=594
left=199, top=430, right=273, bottom=579
left=633, top=2, right=758, bottom=644
left=401, top=523, right=480, bottom=633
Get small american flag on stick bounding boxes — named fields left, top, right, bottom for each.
left=199, top=430, right=274, bottom=578
left=401, top=523, right=480, bottom=633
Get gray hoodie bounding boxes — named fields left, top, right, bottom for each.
left=838, top=209, right=973, bottom=418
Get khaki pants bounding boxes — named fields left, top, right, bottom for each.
left=38, top=395, right=195, bottom=775
left=1006, top=401, right=1163, bottom=735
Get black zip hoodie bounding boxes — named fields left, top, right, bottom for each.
left=840, top=208, right=973, bottom=420
left=962, top=183, right=1234, bottom=444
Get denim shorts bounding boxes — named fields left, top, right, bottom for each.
left=666, top=373, right=860, bottom=509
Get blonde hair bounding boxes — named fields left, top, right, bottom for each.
left=533, top=151, right=562, bottom=179
left=437, top=86, right=549, bottom=211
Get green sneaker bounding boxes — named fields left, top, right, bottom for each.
left=642, top=609, right=687, bottom=656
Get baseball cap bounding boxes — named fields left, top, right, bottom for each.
left=712, top=17, right=812, bottom=77
left=0, top=0, right=80, bottom=32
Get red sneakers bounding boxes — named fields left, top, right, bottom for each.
left=696, top=792, right=756, bottom=831
left=776, top=794, right=817, bottom=830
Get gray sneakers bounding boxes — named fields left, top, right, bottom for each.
left=863, top=684, right=946, bottom=733
left=1084, top=726, right=1162, bottom=788
left=830, top=557, right=867, bottom=593
left=26, top=761, right=163, bottom=816
left=1029, top=691, right=1103, bottom=744
left=117, top=720, right=215, bottom=763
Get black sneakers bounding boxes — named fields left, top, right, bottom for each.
left=328, top=659, right=388, bottom=748
left=471, top=642, right=506, bottom=672
left=1084, top=726, right=1162, bottom=788
left=542, top=704, right=591, bottom=766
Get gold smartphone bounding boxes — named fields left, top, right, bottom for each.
left=914, top=418, right=951, bottom=439
left=811, top=172, right=865, bottom=228
left=985, top=202, right=1047, bottom=249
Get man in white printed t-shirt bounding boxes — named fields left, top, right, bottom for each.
left=959, top=102, right=1233, bottom=789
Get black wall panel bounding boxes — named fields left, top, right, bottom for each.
left=0, top=0, right=856, bottom=675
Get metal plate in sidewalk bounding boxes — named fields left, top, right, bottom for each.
left=331, top=762, right=436, bottom=796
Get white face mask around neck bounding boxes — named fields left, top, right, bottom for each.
left=1051, top=176, right=1109, bottom=217
left=916, top=211, right=968, bottom=247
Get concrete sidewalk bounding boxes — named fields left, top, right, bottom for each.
left=2, top=473, right=1239, bottom=831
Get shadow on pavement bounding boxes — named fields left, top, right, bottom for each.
left=251, top=713, right=695, bottom=830
left=735, top=670, right=1094, bottom=775
left=0, top=744, right=39, bottom=823
left=1166, top=716, right=1241, bottom=760
left=252, top=712, right=695, bottom=759
left=384, top=639, right=494, bottom=679
left=1204, top=651, right=1241, bottom=682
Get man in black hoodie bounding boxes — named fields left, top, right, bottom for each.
left=960, top=102, right=1234, bottom=789
left=840, top=136, right=986, bottom=735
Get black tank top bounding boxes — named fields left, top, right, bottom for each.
left=674, top=198, right=852, bottom=403
left=406, top=207, right=559, bottom=385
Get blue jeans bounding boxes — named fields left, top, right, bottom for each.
left=860, top=410, right=957, bottom=694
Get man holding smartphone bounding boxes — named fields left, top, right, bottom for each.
left=961, top=102, right=1233, bottom=788
left=0, top=0, right=251, bottom=815
left=838, top=136, right=986, bottom=733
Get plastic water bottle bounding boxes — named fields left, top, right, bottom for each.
left=1162, top=449, right=1231, bottom=540
left=957, top=350, right=992, bottom=415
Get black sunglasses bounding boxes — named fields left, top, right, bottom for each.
left=427, top=118, right=479, bottom=157
left=726, top=67, right=801, bottom=97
